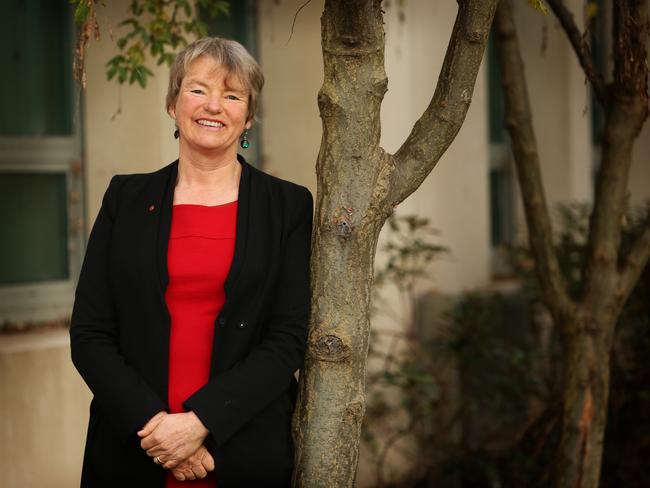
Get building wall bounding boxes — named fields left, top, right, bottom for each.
left=0, top=331, right=91, bottom=488
left=83, top=0, right=178, bottom=224
left=258, top=0, right=491, bottom=293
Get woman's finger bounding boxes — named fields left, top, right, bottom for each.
left=201, top=451, right=215, bottom=472
left=191, top=463, right=208, bottom=479
left=137, top=411, right=167, bottom=438
left=163, top=458, right=180, bottom=470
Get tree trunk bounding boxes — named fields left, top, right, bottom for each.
left=494, top=1, right=650, bottom=487
left=555, top=313, right=613, bottom=488
left=293, top=1, right=498, bottom=486
left=292, top=2, right=389, bottom=486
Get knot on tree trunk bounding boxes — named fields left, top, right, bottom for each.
left=309, top=334, right=351, bottom=362
left=465, top=29, right=487, bottom=44
left=333, top=207, right=355, bottom=240
left=344, top=400, right=365, bottom=424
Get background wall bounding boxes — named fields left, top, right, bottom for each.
left=83, top=1, right=178, bottom=224
left=0, top=330, right=90, bottom=487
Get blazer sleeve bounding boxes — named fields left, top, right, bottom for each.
left=70, top=175, right=167, bottom=442
left=183, top=185, right=313, bottom=447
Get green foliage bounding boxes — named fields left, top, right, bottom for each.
left=365, top=203, right=650, bottom=487
left=510, top=202, right=593, bottom=301
left=372, top=214, right=447, bottom=316
left=446, top=202, right=650, bottom=488
left=363, top=214, right=448, bottom=485
left=72, top=0, right=229, bottom=88
left=72, top=0, right=92, bottom=24
left=526, top=0, right=549, bottom=15
left=449, top=292, right=544, bottom=421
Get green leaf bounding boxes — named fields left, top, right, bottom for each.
left=132, top=66, right=148, bottom=88
left=74, top=1, right=89, bottom=24
left=586, top=2, right=599, bottom=19
left=129, top=0, right=141, bottom=15
left=195, top=20, right=208, bottom=37
left=105, top=54, right=125, bottom=66
left=178, top=0, right=192, bottom=18
left=210, top=1, right=230, bottom=18
left=106, top=65, right=118, bottom=81
left=118, top=18, right=138, bottom=28
left=526, top=0, right=549, bottom=14
left=118, top=67, right=128, bottom=83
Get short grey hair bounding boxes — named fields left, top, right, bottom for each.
left=166, top=37, right=264, bottom=122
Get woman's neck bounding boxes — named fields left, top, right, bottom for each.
left=175, top=147, right=242, bottom=205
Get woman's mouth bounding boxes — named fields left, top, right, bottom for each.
left=196, top=119, right=224, bottom=128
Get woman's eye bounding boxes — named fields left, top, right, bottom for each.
left=226, top=94, right=240, bottom=101
left=191, top=89, right=204, bottom=94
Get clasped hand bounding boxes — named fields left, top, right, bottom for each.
left=138, top=411, right=214, bottom=481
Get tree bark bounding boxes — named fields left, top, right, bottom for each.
left=493, top=1, right=649, bottom=487
left=293, top=2, right=388, bottom=486
left=492, top=0, right=574, bottom=328
left=293, top=1, right=497, bottom=486
left=554, top=313, right=613, bottom=488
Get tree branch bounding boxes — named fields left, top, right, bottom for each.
left=583, top=0, right=648, bottom=305
left=386, top=0, right=498, bottom=207
left=617, top=209, right=650, bottom=306
left=493, top=0, right=574, bottom=324
left=546, top=0, right=608, bottom=107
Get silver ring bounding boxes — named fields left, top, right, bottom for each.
left=154, top=456, right=162, bottom=465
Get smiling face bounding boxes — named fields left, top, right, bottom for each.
left=169, top=55, right=251, bottom=161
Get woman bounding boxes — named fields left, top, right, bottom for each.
left=70, top=37, right=313, bottom=487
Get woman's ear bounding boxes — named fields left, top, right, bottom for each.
left=167, top=105, right=176, bottom=120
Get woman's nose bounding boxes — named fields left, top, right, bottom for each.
left=205, top=96, right=223, bottom=113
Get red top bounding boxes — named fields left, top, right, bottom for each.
left=164, top=201, right=237, bottom=488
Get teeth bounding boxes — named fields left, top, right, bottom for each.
left=197, top=120, right=224, bottom=127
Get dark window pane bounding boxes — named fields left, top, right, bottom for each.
left=202, top=1, right=256, bottom=53
left=490, top=169, right=512, bottom=246
left=0, top=0, right=73, bottom=136
left=590, top=0, right=606, bottom=145
left=488, top=33, right=506, bottom=145
left=0, top=172, right=69, bottom=284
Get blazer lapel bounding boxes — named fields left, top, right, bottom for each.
left=224, top=155, right=251, bottom=297
left=152, top=156, right=250, bottom=303
left=156, top=161, right=178, bottom=296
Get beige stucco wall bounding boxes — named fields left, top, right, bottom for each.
left=512, top=0, right=649, bottom=221
left=630, top=120, right=650, bottom=206
left=0, top=330, right=91, bottom=488
left=515, top=0, right=594, bottom=209
left=258, top=0, right=491, bottom=293
left=256, top=0, right=322, bottom=193
left=83, top=1, right=178, bottom=224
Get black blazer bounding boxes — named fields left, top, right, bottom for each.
left=70, top=156, right=313, bottom=487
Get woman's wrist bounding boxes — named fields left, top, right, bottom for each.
left=187, top=410, right=209, bottom=438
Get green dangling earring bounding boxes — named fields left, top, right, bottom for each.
left=240, top=129, right=250, bottom=149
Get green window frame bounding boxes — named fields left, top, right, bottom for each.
left=0, top=2, right=84, bottom=326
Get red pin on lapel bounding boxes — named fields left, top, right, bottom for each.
left=148, top=204, right=155, bottom=212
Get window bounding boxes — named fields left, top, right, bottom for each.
left=487, top=33, right=515, bottom=250
left=589, top=0, right=608, bottom=182
left=0, top=1, right=83, bottom=325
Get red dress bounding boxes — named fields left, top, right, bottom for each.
left=164, top=201, right=238, bottom=488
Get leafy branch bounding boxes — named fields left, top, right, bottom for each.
left=71, top=0, right=229, bottom=88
